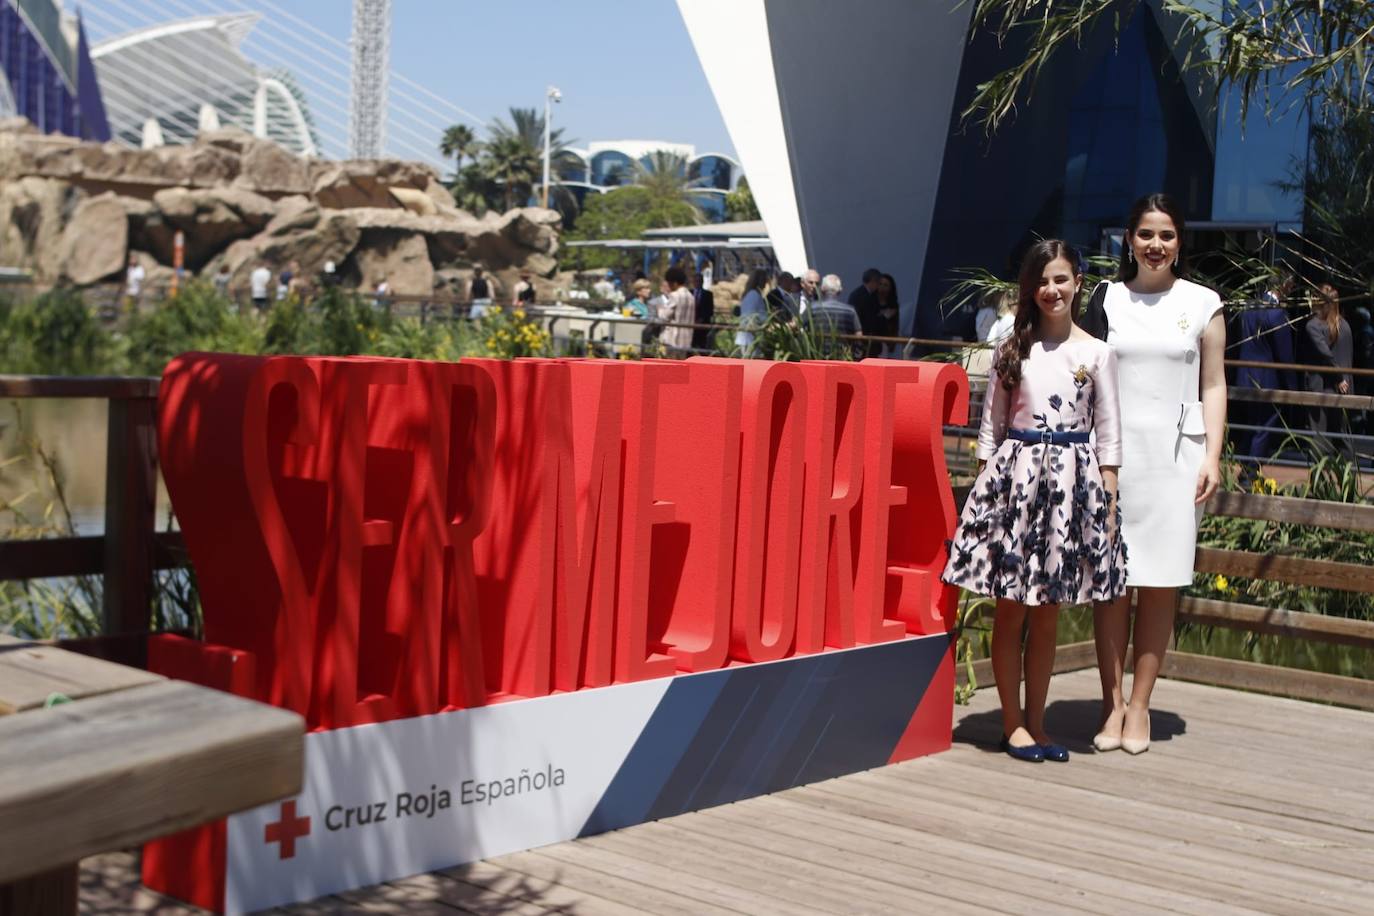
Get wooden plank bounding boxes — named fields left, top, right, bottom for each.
left=101, top=396, right=159, bottom=649
left=1161, top=651, right=1374, bottom=711
left=1194, top=547, right=1374, bottom=595
left=678, top=801, right=1105, bottom=914
left=0, top=864, right=77, bottom=916
left=640, top=818, right=982, bottom=914
left=851, top=765, right=1373, bottom=911
left=0, top=640, right=161, bottom=714
left=491, top=844, right=742, bottom=916
left=710, top=794, right=1153, bottom=915
left=1227, top=386, right=1374, bottom=411
left=0, top=376, right=160, bottom=399
left=0, top=679, right=303, bottom=883
left=436, top=859, right=646, bottom=916
left=1205, top=490, right=1374, bottom=532
left=1180, top=595, right=1374, bottom=648
left=0, top=531, right=187, bottom=581
left=1225, top=358, right=1374, bottom=379
left=882, top=758, right=1374, bottom=904
left=533, top=841, right=756, bottom=915
left=798, top=775, right=1322, bottom=915
left=390, top=869, right=626, bottom=916
left=958, top=638, right=1098, bottom=689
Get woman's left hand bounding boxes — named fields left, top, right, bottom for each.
left=1194, top=457, right=1221, bottom=505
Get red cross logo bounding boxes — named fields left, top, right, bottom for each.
left=264, top=800, right=311, bottom=860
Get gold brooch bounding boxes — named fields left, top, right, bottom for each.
left=1073, top=365, right=1090, bottom=385
left=1177, top=314, right=1191, bottom=333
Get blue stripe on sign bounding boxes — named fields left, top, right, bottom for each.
left=577, top=666, right=729, bottom=835
left=579, top=634, right=948, bottom=836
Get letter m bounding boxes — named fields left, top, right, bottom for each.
left=541, top=362, right=625, bottom=691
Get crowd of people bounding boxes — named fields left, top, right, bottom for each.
left=966, top=255, right=1369, bottom=465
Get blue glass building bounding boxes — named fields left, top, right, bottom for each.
left=0, top=0, right=108, bottom=140
left=559, top=141, right=744, bottom=224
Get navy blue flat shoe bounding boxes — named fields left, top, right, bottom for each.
left=1039, top=743, right=1070, bottom=762
left=999, top=736, right=1044, bottom=762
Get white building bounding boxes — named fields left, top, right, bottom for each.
left=91, top=14, right=319, bottom=156
left=558, top=140, right=743, bottom=223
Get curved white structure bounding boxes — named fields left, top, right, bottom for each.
left=92, top=14, right=318, bottom=156
left=677, top=0, right=973, bottom=333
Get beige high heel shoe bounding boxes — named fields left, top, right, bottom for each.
left=1121, top=735, right=1150, bottom=755
left=1093, top=731, right=1122, bottom=752
left=1094, top=708, right=1125, bottom=751
left=1121, top=708, right=1150, bottom=754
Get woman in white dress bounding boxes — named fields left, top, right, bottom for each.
left=1082, top=193, right=1227, bottom=754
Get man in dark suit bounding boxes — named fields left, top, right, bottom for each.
left=848, top=267, right=882, bottom=355
left=1235, top=275, right=1297, bottom=465
left=766, top=272, right=801, bottom=320
left=690, top=273, right=716, bottom=352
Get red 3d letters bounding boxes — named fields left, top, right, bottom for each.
left=155, top=353, right=969, bottom=731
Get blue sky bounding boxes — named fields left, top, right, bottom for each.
left=257, top=0, right=735, bottom=159
left=78, top=1, right=736, bottom=165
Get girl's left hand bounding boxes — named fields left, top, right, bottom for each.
left=1194, top=457, right=1221, bottom=505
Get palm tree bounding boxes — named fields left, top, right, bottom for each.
left=487, top=105, right=586, bottom=218
left=490, top=106, right=567, bottom=153
left=634, top=151, right=705, bottom=222
left=439, top=124, right=478, bottom=178
left=481, top=135, right=541, bottom=212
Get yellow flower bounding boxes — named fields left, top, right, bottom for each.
left=513, top=309, right=526, bottom=320
left=1213, top=575, right=1229, bottom=592
left=1264, top=477, right=1279, bottom=494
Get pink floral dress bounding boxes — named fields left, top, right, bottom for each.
left=942, top=337, right=1128, bottom=606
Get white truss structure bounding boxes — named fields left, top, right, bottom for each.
left=77, top=0, right=483, bottom=169
left=91, top=13, right=318, bottom=156
left=348, top=0, right=389, bottom=160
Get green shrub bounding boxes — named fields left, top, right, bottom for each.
left=0, top=287, right=117, bottom=375
left=317, top=286, right=391, bottom=355
left=372, top=317, right=478, bottom=361
left=262, top=295, right=317, bottom=354
left=123, top=280, right=264, bottom=375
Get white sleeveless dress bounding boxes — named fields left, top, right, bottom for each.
left=1103, top=279, right=1223, bottom=587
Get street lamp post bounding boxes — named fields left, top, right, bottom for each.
left=542, top=85, right=561, bottom=209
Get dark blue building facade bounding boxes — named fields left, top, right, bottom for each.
left=915, top=2, right=1306, bottom=338
left=1, top=0, right=109, bottom=140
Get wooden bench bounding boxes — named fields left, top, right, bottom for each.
left=0, top=636, right=303, bottom=915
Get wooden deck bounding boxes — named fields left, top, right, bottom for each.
left=80, top=669, right=1374, bottom=915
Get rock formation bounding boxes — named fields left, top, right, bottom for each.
left=0, top=120, right=561, bottom=297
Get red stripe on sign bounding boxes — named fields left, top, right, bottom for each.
left=887, top=644, right=954, bottom=764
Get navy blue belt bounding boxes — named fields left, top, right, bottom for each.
left=1007, top=428, right=1090, bottom=446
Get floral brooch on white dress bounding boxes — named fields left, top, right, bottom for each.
left=1177, top=314, right=1191, bottom=333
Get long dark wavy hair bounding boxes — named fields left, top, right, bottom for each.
left=1117, top=192, right=1189, bottom=282
left=994, top=239, right=1082, bottom=392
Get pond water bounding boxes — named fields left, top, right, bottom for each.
left=0, top=398, right=172, bottom=537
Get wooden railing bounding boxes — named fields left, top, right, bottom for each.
left=0, top=376, right=184, bottom=665
left=1172, top=491, right=1374, bottom=709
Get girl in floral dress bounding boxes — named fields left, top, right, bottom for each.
left=943, top=240, right=1127, bottom=763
